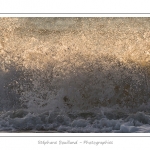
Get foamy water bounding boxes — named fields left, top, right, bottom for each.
left=0, top=18, right=150, bottom=132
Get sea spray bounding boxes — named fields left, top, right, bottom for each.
left=0, top=18, right=150, bottom=132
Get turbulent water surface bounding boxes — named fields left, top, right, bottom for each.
left=0, top=18, right=150, bottom=132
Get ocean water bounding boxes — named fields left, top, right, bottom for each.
left=0, top=18, right=150, bottom=132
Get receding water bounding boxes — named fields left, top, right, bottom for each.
left=0, top=18, right=150, bottom=132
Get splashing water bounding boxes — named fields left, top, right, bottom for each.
left=0, top=18, right=150, bottom=132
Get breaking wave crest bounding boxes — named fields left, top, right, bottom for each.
left=0, top=18, right=150, bottom=132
